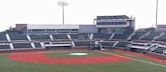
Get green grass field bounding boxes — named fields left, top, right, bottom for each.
left=0, top=50, right=166, bottom=72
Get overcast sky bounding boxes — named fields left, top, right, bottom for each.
left=0, top=0, right=165, bottom=31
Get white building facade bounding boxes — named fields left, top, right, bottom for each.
left=15, top=15, right=135, bottom=34
left=96, top=15, right=135, bottom=34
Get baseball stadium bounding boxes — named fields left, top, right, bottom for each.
left=1, top=15, right=166, bottom=72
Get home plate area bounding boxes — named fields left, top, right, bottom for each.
left=9, top=51, right=132, bottom=65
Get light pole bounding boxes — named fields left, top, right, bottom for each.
left=155, top=0, right=158, bottom=28
left=58, top=1, right=68, bottom=25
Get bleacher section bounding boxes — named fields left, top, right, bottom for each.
left=141, top=32, right=161, bottom=40
left=1, top=30, right=166, bottom=57
left=29, top=35, right=51, bottom=41
left=13, top=43, right=32, bottom=49
left=0, top=33, right=7, bottom=41
left=74, top=41, right=90, bottom=47
left=0, top=45, right=10, bottom=49
left=93, top=33, right=111, bottom=40
left=99, top=41, right=115, bottom=48
left=156, top=33, right=166, bottom=41
left=131, top=31, right=147, bottom=40
left=8, top=33, right=28, bottom=41
left=70, top=33, right=89, bottom=40
left=112, top=33, right=131, bottom=40
left=52, top=34, right=69, bottom=40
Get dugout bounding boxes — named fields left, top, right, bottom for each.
left=44, top=42, right=72, bottom=50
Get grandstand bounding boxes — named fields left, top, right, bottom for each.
left=0, top=33, right=7, bottom=42
left=1, top=15, right=166, bottom=59
left=112, top=33, right=131, bottom=40
left=98, top=41, right=116, bottom=49
left=92, top=33, right=111, bottom=40
left=155, top=32, right=166, bottom=41
left=141, top=32, right=161, bottom=40
left=70, top=33, right=90, bottom=40
left=74, top=41, right=90, bottom=47
left=0, top=44, right=10, bottom=50
left=52, top=34, right=69, bottom=40
left=1, top=30, right=166, bottom=59
left=152, top=47, right=166, bottom=54
left=34, top=43, right=42, bottom=48
left=130, top=31, right=147, bottom=40
left=13, top=43, right=32, bottom=49
left=115, top=41, right=129, bottom=49
left=29, top=34, right=51, bottom=41
left=8, top=33, right=28, bottom=41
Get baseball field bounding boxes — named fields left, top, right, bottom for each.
left=0, top=49, right=166, bottom=72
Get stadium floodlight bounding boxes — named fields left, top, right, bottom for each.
left=58, top=1, right=68, bottom=25
left=155, top=0, right=158, bottom=28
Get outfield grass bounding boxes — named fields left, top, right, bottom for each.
left=0, top=50, right=166, bottom=72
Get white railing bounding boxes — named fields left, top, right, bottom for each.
left=153, top=32, right=165, bottom=41
left=49, top=35, right=54, bottom=41
left=9, top=43, right=14, bottom=50
left=26, top=35, right=31, bottom=41
left=109, top=33, right=115, bottom=40
left=67, top=34, right=72, bottom=40
left=6, top=34, right=11, bottom=42
left=30, top=42, right=35, bottom=49
left=71, top=41, right=75, bottom=47
left=127, top=32, right=135, bottom=40
left=113, top=41, right=119, bottom=47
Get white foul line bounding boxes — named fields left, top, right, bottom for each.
left=96, top=50, right=166, bottom=68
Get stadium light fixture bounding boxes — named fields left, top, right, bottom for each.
left=155, top=0, right=158, bottom=28
left=58, top=1, right=68, bottom=25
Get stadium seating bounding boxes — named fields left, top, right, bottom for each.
left=8, top=33, right=28, bottom=41
left=131, top=31, right=147, bottom=40
left=93, top=33, right=111, bottom=40
left=70, top=33, right=89, bottom=40
left=29, top=35, right=51, bottom=41
left=52, top=34, right=69, bottom=40
left=13, top=43, right=32, bottom=49
left=141, top=32, right=161, bottom=40
left=74, top=41, right=90, bottom=46
left=99, top=41, right=115, bottom=47
left=1, top=30, right=166, bottom=56
left=156, top=33, right=166, bottom=41
left=0, top=45, right=10, bottom=49
left=0, top=33, right=7, bottom=41
left=112, top=33, right=131, bottom=40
